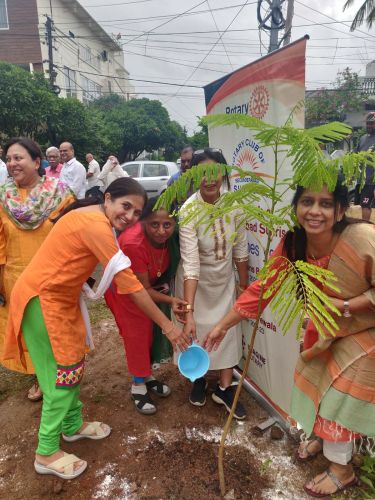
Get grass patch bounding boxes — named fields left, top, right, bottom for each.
left=87, top=298, right=112, bottom=324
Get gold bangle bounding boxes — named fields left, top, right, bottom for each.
left=185, top=304, right=194, bottom=311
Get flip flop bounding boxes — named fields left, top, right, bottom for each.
left=34, top=452, right=87, bottom=480
left=303, top=469, right=359, bottom=498
left=294, top=438, right=322, bottom=462
left=145, top=379, right=171, bottom=398
left=62, top=421, right=111, bottom=442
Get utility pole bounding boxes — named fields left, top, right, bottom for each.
left=45, top=15, right=60, bottom=94
left=283, top=0, right=294, bottom=46
left=268, top=0, right=282, bottom=53
left=46, top=16, right=55, bottom=88
left=258, top=0, right=294, bottom=53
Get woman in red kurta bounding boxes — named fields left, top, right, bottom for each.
left=105, top=196, right=187, bottom=415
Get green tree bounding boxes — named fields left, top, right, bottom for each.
left=92, top=96, right=186, bottom=162
left=306, top=67, right=365, bottom=127
left=188, top=118, right=209, bottom=150
left=0, top=62, right=56, bottom=141
left=46, top=98, right=106, bottom=162
left=164, top=120, right=187, bottom=160
left=344, top=0, right=375, bottom=30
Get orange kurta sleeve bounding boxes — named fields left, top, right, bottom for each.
left=78, top=216, right=143, bottom=295
left=233, top=239, right=285, bottom=318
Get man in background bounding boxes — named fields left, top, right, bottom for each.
left=59, top=142, right=86, bottom=199
left=45, top=147, right=63, bottom=178
left=167, top=145, right=194, bottom=187
left=357, top=112, right=375, bottom=220
left=85, top=153, right=100, bottom=195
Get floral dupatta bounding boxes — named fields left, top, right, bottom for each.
left=0, top=176, right=73, bottom=230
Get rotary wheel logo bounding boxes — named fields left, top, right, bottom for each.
left=249, top=85, right=270, bottom=119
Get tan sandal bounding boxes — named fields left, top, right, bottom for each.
left=62, top=421, right=111, bottom=442
left=27, top=382, right=43, bottom=402
left=34, top=452, right=87, bottom=480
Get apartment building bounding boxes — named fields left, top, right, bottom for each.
left=0, top=0, right=135, bottom=102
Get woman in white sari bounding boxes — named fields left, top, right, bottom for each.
left=175, top=148, right=249, bottom=419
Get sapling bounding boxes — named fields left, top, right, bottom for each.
left=158, top=111, right=375, bottom=497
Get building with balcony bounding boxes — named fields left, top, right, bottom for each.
left=0, top=0, right=135, bottom=102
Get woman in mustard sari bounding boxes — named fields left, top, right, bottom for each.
left=0, top=137, right=73, bottom=399
left=203, top=180, right=375, bottom=498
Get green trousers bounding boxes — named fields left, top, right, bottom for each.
left=22, top=297, right=83, bottom=455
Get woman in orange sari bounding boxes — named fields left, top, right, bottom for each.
left=203, top=180, right=375, bottom=498
left=0, top=137, right=73, bottom=400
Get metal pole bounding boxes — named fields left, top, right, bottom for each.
left=268, top=0, right=281, bottom=53
left=283, top=0, right=294, bottom=46
left=46, top=16, right=55, bottom=88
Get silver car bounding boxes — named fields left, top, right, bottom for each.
left=121, top=160, right=179, bottom=196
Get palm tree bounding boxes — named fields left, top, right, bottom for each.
left=344, top=0, right=375, bottom=31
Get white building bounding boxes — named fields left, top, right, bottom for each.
left=0, top=0, right=135, bottom=102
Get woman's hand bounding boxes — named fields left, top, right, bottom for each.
left=163, top=323, right=191, bottom=351
left=171, top=297, right=188, bottom=323
left=183, top=312, right=197, bottom=342
left=202, top=325, right=228, bottom=352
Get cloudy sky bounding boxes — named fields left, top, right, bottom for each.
left=78, top=0, right=373, bottom=133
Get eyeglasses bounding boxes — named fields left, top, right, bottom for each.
left=194, top=148, right=222, bottom=155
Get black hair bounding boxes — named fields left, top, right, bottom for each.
left=284, top=175, right=362, bottom=262
left=191, top=148, right=231, bottom=191
left=4, top=137, right=44, bottom=176
left=140, top=195, right=176, bottom=220
left=53, top=177, right=147, bottom=222
left=181, top=144, right=194, bottom=154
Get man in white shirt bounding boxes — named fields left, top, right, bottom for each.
left=59, top=142, right=87, bottom=198
left=85, top=153, right=100, bottom=192
left=0, top=145, right=8, bottom=184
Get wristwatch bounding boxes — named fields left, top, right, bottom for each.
left=343, top=300, right=351, bottom=318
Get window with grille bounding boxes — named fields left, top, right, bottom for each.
left=81, top=46, right=100, bottom=70
left=0, top=0, right=9, bottom=30
left=81, top=75, right=101, bottom=103
left=63, top=67, right=77, bottom=98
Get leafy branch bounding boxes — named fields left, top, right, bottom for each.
left=259, top=256, right=341, bottom=338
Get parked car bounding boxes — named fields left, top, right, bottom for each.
left=120, top=160, right=179, bottom=196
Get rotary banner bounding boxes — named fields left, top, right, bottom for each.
left=203, top=37, right=307, bottom=418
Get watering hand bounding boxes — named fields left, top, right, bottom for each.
left=183, top=314, right=197, bottom=342
left=202, top=326, right=227, bottom=352
left=164, top=324, right=190, bottom=352
left=171, top=297, right=188, bottom=324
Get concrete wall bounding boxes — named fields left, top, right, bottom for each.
left=36, top=0, right=135, bottom=101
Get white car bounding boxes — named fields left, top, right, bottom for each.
left=121, top=160, right=179, bottom=196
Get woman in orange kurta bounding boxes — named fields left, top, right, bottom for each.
left=0, top=137, right=73, bottom=398
left=3, top=178, right=190, bottom=481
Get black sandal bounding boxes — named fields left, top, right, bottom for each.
left=145, top=379, right=171, bottom=398
left=131, top=392, right=156, bottom=415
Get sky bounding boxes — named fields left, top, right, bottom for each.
left=74, top=0, right=374, bottom=134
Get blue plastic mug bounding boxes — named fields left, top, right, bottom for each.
left=177, top=342, right=210, bottom=382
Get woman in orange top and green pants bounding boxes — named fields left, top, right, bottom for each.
left=3, top=178, right=190, bottom=481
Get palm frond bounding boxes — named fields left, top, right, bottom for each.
left=259, top=256, right=340, bottom=338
